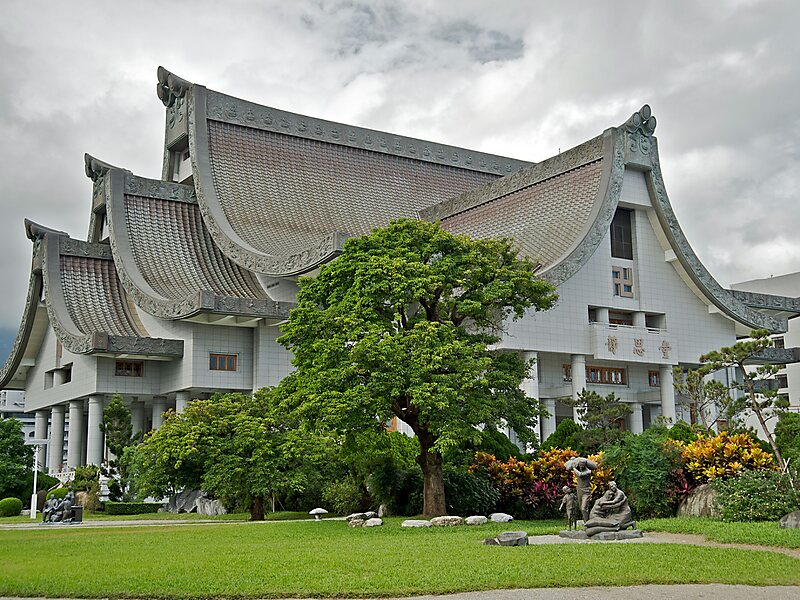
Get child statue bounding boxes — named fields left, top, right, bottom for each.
left=558, top=485, right=578, bottom=530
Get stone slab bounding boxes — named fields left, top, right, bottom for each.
left=593, top=529, right=644, bottom=540
left=497, top=531, right=529, bottom=546
left=402, top=519, right=432, bottom=528
left=559, top=530, right=588, bottom=539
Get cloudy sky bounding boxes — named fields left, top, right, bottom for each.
left=1, top=0, right=798, bottom=348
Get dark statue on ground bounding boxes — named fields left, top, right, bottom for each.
left=583, top=481, right=635, bottom=537
left=41, top=489, right=81, bottom=524
left=558, top=486, right=578, bottom=530
left=564, top=456, right=597, bottom=521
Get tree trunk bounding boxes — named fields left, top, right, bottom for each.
left=416, top=431, right=446, bottom=517
left=249, top=496, right=265, bottom=521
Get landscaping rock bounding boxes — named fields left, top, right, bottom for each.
left=780, top=510, right=800, bottom=529
left=364, top=511, right=378, bottom=519
left=364, top=518, right=383, bottom=527
left=496, top=531, right=529, bottom=546
left=348, top=518, right=366, bottom=528
left=466, top=515, right=488, bottom=526
left=431, top=516, right=464, bottom=527
left=378, top=504, right=388, bottom=517
left=677, top=484, right=720, bottom=518
left=196, top=497, right=226, bottom=516
left=558, top=530, right=588, bottom=539
left=346, top=512, right=367, bottom=521
left=401, top=519, right=432, bottom=528
left=594, top=530, right=644, bottom=540
left=482, top=537, right=500, bottom=545
left=490, top=512, right=513, bottom=523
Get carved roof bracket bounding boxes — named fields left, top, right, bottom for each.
left=157, top=66, right=192, bottom=108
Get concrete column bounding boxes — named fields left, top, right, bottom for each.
left=175, top=391, right=191, bottom=414
left=34, top=410, right=49, bottom=470
left=541, top=399, right=557, bottom=442
left=67, top=400, right=84, bottom=468
left=595, top=307, right=609, bottom=323
left=629, top=402, right=644, bottom=434
left=130, top=401, right=145, bottom=437
left=48, top=405, right=65, bottom=474
left=151, top=396, right=167, bottom=430
left=659, top=365, right=676, bottom=424
left=519, top=352, right=539, bottom=450
left=633, top=312, right=647, bottom=328
left=86, top=396, right=105, bottom=466
left=571, top=354, right=586, bottom=424
left=53, top=369, right=66, bottom=386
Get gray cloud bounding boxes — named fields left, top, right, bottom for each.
left=1, top=0, right=798, bottom=335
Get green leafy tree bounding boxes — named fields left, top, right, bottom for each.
left=698, top=329, right=789, bottom=469
left=673, top=368, right=731, bottom=432
left=541, top=418, right=584, bottom=454
left=0, top=418, right=33, bottom=500
left=129, top=391, right=332, bottom=520
left=775, top=412, right=800, bottom=475
left=562, top=390, right=631, bottom=452
left=100, top=394, right=134, bottom=464
left=276, top=219, right=557, bottom=516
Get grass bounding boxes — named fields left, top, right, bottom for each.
left=0, top=518, right=798, bottom=598
left=640, top=516, right=800, bottom=549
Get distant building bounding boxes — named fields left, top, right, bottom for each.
left=1, top=67, right=797, bottom=471
left=731, top=272, right=800, bottom=436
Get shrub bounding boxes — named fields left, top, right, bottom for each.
left=667, top=421, right=698, bottom=444
left=713, top=470, right=800, bottom=521
left=48, top=487, right=69, bottom=500
left=603, top=430, right=687, bottom=518
left=443, top=470, right=499, bottom=516
left=368, top=464, right=423, bottom=516
left=322, top=476, right=368, bottom=515
left=470, top=449, right=613, bottom=519
left=104, top=501, right=161, bottom=515
left=0, top=497, right=23, bottom=517
left=775, top=412, right=800, bottom=472
left=541, top=419, right=584, bottom=454
left=681, top=431, right=776, bottom=484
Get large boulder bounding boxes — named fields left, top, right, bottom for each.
left=363, top=517, right=383, bottom=527
left=431, top=516, right=464, bottom=527
left=163, top=489, right=227, bottom=515
left=348, top=518, right=366, bottom=528
left=466, top=515, right=488, bottom=526
left=401, top=519, right=432, bottom=528
left=677, top=484, right=720, bottom=518
left=780, top=510, right=800, bottom=529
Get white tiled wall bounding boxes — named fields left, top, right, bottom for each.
left=253, top=322, right=294, bottom=391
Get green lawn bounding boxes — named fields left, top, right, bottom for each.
left=0, top=510, right=308, bottom=524
left=640, top=517, right=800, bottom=549
left=0, top=518, right=798, bottom=598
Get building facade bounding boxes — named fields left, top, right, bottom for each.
left=1, top=67, right=796, bottom=472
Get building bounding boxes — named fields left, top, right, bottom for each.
left=1, top=67, right=796, bottom=472
left=731, top=272, right=800, bottom=436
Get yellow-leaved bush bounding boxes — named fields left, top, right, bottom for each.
left=680, top=431, right=775, bottom=484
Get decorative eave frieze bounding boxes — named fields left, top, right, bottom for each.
left=0, top=271, right=43, bottom=389
left=728, top=290, right=800, bottom=314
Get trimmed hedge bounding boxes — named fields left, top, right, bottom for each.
left=0, top=497, right=23, bottom=517
left=104, top=501, right=162, bottom=515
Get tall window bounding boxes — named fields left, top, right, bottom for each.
left=611, top=209, right=633, bottom=259
left=209, top=353, right=237, bottom=371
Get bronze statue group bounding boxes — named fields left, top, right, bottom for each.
left=560, top=457, right=636, bottom=537
left=41, top=489, right=79, bottom=524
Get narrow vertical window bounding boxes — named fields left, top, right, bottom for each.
left=611, top=208, right=633, bottom=259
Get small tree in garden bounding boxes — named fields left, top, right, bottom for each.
left=276, top=219, right=558, bottom=517
left=100, top=394, right=134, bottom=466
left=673, top=368, right=731, bottom=432
left=561, top=390, right=631, bottom=452
left=775, top=412, right=800, bottom=476
left=698, top=329, right=789, bottom=469
left=0, top=418, right=33, bottom=500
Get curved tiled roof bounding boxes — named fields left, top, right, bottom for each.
left=186, top=83, right=531, bottom=275
left=103, top=169, right=291, bottom=321
left=441, top=159, right=604, bottom=268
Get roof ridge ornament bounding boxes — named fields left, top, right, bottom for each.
left=84, top=153, right=122, bottom=182
left=24, top=219, right=68, bottom=241
left=623, top=104, right=657, bottom=136
left=157, top=66, right=192, bottom=108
